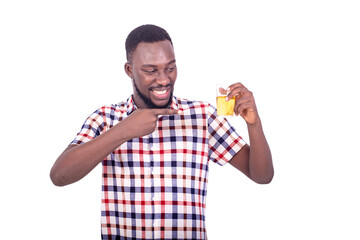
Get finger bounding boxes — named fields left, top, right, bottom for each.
left=235, top=102, right=255, bottom=116
left=218, top=87, right=227, bottom=95
left=152, top=108, right=182, bottom=116
left=226, top=87, right=250, bottom=101
left=226, top=82, right=247, bottom=92
left=234, top=96, right=253, bottom=111
left=226, top=82, right=250, bottom=100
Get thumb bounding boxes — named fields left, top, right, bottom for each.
left=152, top=108, right=182, bottom=116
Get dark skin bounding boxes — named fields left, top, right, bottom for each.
left=50, top=40, right=273, bottom=186
left=226, top=82, right=274, bottom=183
left=125, top=40, right=177, bottom=109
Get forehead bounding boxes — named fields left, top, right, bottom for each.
left=131, top=40, right=175, bottom=65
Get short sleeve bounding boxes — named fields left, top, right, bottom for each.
left=70, top=107, right=107, bottom=145
left=207, top=104, right=247, bottom=166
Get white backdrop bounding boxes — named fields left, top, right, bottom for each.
left=1, top=0, right=360, bottom=239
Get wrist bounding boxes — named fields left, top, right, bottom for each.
left=246, top=118, right=262, bottom=129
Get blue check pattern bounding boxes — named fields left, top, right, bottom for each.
left=71, top=96, right=246, bottom=239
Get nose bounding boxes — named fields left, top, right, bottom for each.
left=155, top=69, right=170, bottom=86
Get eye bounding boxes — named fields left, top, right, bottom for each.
left=167, top=65, right=176, bottom=72
left=143, top=69, right=157, bottom=74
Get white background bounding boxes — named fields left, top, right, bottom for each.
left=1, top=0, right=360, bottom=239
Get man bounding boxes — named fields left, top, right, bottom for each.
left=50, top=24, right=273, bottom=239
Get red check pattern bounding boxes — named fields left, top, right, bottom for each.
left=71, top=96, right=246, bottom=240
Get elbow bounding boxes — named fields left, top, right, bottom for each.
left=255, top=175, right=273, bottom=184
left=50, top=167, right=67, bottom=187
left=252, top=169, right=274, bottom=185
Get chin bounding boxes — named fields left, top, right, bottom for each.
left=152, top=97, right=173, bottom=109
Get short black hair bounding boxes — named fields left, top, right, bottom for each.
left=125, top=24, right=173, bottom=62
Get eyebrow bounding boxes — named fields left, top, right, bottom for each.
left=141, top=60, right=176, bottom=68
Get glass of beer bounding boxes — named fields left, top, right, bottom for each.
left=216, top=84, right=235, bottom=116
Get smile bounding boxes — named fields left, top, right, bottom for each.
left=152, top=89, right=168, bottom=95
left=150, top=85, right=172, bottom=99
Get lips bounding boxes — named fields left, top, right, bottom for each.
left=150, top=86, right=172, bottom=100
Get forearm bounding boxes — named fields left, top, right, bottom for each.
left=247, top=119, right=274, bottom=184
left=50, top=108, right=180, bottom=186
left=50, top=122, right=129, bottom=186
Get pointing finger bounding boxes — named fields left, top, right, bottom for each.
left=152, top=108, right=182, bottom=116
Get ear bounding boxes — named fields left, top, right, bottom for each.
left=124, top=62, right=133, bottom=79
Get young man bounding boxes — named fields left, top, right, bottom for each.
left=50, top=24, right=273, bottom=240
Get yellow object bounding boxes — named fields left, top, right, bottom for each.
left=216, top=96, right=235, bottom=116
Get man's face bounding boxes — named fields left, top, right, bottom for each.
left=125, top=40, right=177, bottom=109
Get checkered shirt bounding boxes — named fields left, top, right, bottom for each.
left=71, top=96, right=246, bottom=240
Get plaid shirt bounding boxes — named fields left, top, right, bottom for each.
left=71, top=96, right=246, bottom=240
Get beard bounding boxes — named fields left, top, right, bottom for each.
left=133, top=80, right=173, bottom=109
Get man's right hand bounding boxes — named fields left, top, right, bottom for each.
left=119, top=108, right=181, bottom=141
left=50, top=107, right=181, bottom=186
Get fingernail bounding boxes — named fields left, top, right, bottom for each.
left=178, top=110, right=183, bottom=114
left=225, top=97, right=228, bottom=101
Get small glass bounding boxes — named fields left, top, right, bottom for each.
left=216, top=84, right=235, bottom=116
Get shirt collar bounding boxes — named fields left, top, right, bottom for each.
left=126, top=95, right=179, bottom=115
left=126, top=96, right=137, bottom=115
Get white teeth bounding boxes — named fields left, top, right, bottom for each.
left=153, top=90, right=167, bottom=95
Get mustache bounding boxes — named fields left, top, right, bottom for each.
left=150, top=83, right=173, bottom=90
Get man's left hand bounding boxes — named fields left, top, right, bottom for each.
left=226, top=82, right=260, bottom=125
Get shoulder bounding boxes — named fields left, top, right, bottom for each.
left=88, top=99, right=129, bottom=121
left=175, top=97, right=211, bottom=111
left=104, top=101, right=128, bottom=114
left=175, top=97, right=217, bottom=118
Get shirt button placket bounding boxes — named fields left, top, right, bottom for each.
left=141, top=135, right=153, bottom=234
left=148, top=134, right=156, bottom=232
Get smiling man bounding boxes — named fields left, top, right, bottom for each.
left=50, top=24, right=274, bottom=240
left=125, top=39, right=177, bottom=109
